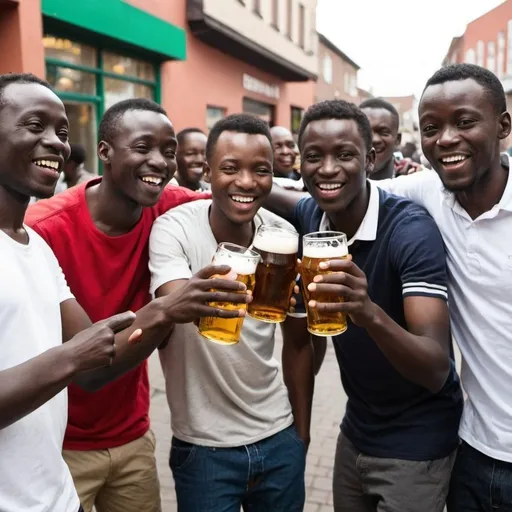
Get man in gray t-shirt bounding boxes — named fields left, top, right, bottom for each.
left=149, top=114, right=313, bottom=511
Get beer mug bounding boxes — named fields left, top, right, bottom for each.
left=301, top=231, right=349, bottom=336
left=198, top=242, right=260, bottom=345
left=248, top=225, right=299, bottom=323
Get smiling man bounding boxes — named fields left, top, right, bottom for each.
left=25, top=99, right=244, bottom=512
left=270, top=125, right=298, bottom=179
left=149, top=114, right=313, bottom=511
left=170, top=127, right=210, bottom=191
left=290, top=100, right=462, bottom=511
left=374, top=63, right=512, bottom=512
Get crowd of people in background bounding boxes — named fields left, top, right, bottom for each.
left=0, top=61, right=511, bottom=512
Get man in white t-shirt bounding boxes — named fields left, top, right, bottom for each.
left=149, top=114, right=313, bottom=510
left=375, top=64, right=512, bottom=511
left=0, top=74, right=254, bottom=512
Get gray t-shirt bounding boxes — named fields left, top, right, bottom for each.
left=149, top=200, right=294, bottom=447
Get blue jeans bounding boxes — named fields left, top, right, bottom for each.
left=170, top=425, right=306, bottom=511
left=447, top=441, right=512, bottom=511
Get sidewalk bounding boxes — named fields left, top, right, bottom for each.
left=148, top=333, right=346, bottom=511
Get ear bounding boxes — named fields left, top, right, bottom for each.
left=498, top=112, right=511, bottom=140
left=203, top=162, right=212, bottom=184
left=395, top=132, right=402, bottom=148
left=98, top=141, right=112, bottom=165
left=365, top=147, right=376, bottom=176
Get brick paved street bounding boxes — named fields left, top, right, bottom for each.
left=148, top=332, right=345, bottom=511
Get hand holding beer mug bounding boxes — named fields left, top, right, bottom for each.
left=301, top=231, right=349, bottom=336
left=248, top=225, right=299, bottom=323
left=199, top=243, right=260, bottom=345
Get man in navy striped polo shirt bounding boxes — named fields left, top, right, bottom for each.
left=293, top=100, right=463, bottom=512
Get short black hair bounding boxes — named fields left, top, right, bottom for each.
left=206, top=114, right=272, bottom=162
left=298, top=100, right=373, bottom=151
left=98, top=98, right=167, bottom=144
left=423, top=63, right=506, bottom=115
left=69, top=143, right=86, bottom=165
left=0, top=73, right=53, bottom=110
left=177, top=127, right=205, bottom=147
left=359, top=97, right=400, bottom=131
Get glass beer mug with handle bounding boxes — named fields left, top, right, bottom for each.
left=248, top=225, right=299, bottom=323
left=301, top=231, right=349, bottom=336
left=198, top=242, right=260, bottom=345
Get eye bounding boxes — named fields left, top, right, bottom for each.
left=422, top=124, right=437, bottom=136
left=27, top=121, right=44, bottom=131
left=338, top=151, right=353, bottom=160
left=457, top=119, right=476, bottom=128
left=134, top=144, right=149, bottom=153
left=256, top=168, right=272, bottom=175
left=221, top=166, right=237, bottom=173
left=57, top=130, right=69, bottom=142
left=305, top=152, right=320, bottom=162
left=164, top=149, right=176, bottom=158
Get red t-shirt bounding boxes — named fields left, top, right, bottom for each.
left=26, top=179, right=209, bottom=450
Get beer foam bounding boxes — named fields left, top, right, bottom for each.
left=214, top=253, right=258, bottom=275
left=253, top=232, right=298, bottom=255
left=303, top=244, right=348, bottom=259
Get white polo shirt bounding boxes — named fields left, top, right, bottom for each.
left=376, top=158, right=512, bottom=462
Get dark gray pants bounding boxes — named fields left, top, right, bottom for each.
left=333, top=432, right=456, bottom=512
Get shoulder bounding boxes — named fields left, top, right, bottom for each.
left=25, top=227, right=60, bottom=264
left=25, top=184, right=85, bottom=229
left=152, top=199, right=211, bottom=231
left=379, top=188, right=437, bottom=226
left=154, top=185, right=211, bottom=216
left=257, top=208, right=296, bottom=232
left=293, top=196, right=322, bottom=233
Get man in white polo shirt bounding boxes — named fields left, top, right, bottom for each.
left=376, top=63, right=512, bottom=511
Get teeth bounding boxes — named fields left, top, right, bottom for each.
left=141, top=176, right=163, bottom=185
left=34, top=159, right=59, bottom=170
left=318, top=183, right=342, bottom=190
left=442, top=155, right=467, bottom=164
left=231, top=196, right=255, bottom=203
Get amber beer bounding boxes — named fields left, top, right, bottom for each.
left=301, top=231, right=349, bottom=336
left=198, top=243, right=260, bottom=345
left=248, top=225, right=299, bottom=323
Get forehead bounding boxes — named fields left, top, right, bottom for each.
left=303, top=118, right=363, bottom=146
left=420, top=78, right=493, bottom=117
left=182, top=131, right=207, bottom=146
left=271, top=128, right=293, bottom=142
left=1, top=82, right=66, bottom=117
left=213, top=130, right=272, bottom=158
left=115, top=109, right=175, bottom=139
left=362, top=107, right=397, bottom=129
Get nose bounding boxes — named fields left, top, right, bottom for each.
left=437, top=125, right=460, bottom=147
left=148, top=150, right=167, bottom=172
left=41, top=129, right=68, bottom=156
left=235, top=169, right=256, bottom=190
left=318, top=155, right=340, bottom=177
left=372, top=131, right=382, bottom=147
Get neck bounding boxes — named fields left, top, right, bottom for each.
left=0, top=185, right=30, bottom=241
left=370, top=158, right=395, bottom=181
left=209, top=202, right=254, bottom=247
left=86, top=175, right=143, bottom=236
left=455, top=153, right=508, bottom=220
left=273, top=167, right=290, bottom=178
left=326, top=182, right=370, bottom=240
left=176, top=173, right=199, bottom=191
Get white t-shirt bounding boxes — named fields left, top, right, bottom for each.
left=149, top=200, right=294, bottom=447
left=0, top=227, right=80, bottom=512
left=376, top=160, right=512, bottom=462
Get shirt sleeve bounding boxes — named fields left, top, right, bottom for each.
left=372, top=170, right=438, bottom=208
left=149, top=213, right=193, bottom=296
left=390, top=212, right=448, bottom=302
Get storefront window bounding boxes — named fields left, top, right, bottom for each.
left=291, top=107, right=304, bottom=136
left=43, top=34, right=159, bottom=174
left=206, top=106, right=226, bottom=131
left=242, top=97, right=275, bottom=127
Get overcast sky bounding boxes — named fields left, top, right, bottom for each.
left=316, top=0, right=505, bottom=98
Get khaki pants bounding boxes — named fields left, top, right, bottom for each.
left=63, top=430, right=161, bottom=512
left=333, top=432, right=456, bottom=512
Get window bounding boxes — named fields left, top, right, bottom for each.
left=476, top=40, right=485, bottom=67
left=286, top=0, right=293, bottom=39
left=350, top=75, right=357, bottom=97
left=465, top=48, right=476, bottom=65
left=298, top=3, right=305, bottom=49
left=206, top=106, right=225, bottom=131
left=487, top=41, right=496, bottom=74
left=322, top=55, right=333, bottom=84
left=243, top=97, right=275, bottom=126
left=498, top=32, right=505, bottom=78
left=271, top=0, right=279, bottom=29
left=291, top=107, right=303, bottom=135
left=43, top=35, right=159, bottom=174
left=253, top=0, right=261, bottom=16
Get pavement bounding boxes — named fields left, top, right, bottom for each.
left=148, top=332, right=345, bottom=512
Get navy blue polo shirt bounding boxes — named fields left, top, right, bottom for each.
left=293, top=183, right=463, bottom=461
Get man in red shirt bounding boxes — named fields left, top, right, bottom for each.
left=26, top=98, right=250, bottom=512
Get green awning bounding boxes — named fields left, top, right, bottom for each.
left=42, top=0, right=186, bottom=61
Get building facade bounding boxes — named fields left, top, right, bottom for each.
left=382, top=95, right=419, bottom=145
left=316, top=33, right=359, bottom=103
left=0, top=0, right=317, bottom=171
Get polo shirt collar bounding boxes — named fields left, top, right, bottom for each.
left=319, top=181, right=379, bottom=245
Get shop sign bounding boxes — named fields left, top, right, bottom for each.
left=242, top=73, right=280, bottom=100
